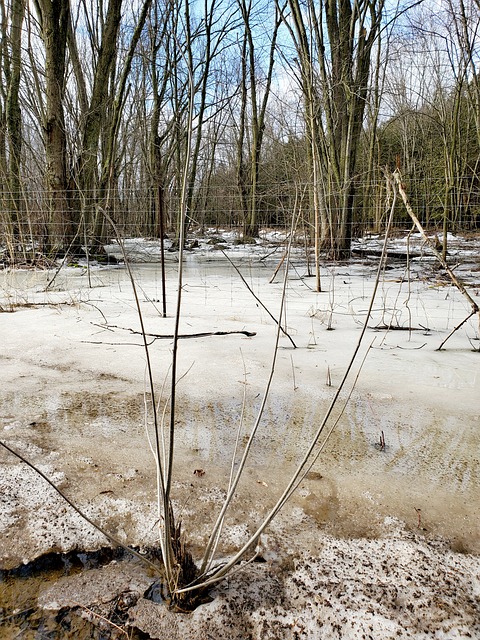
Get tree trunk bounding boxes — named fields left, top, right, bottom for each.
left=74, top=0, right=123, bottom=240
left=35, top=0, right=71, bottom=253
left=239, top=0, right=283, bottom=238
left=5, top=0, right=25, bottom=261
left=285, top=0, right=385, bottom=258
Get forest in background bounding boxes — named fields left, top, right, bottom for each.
left=0, top=0, right=479, bottom=265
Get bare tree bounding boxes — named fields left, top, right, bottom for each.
left=72, top=0, right=123, bottom=236
left=2, top=0, right=26, bottom=261
left=147, top=0, right=175, bottom=236
left=184, top=0, right=238, bottom=235
left=33, top=0, right=72, bottom=252
left=93, top=0, right=153, bottom=243
left=380, top=0, right=480, bottom=238
left=283, top=0, right=386, bottom=258
left=236, top=0, right=284, bottom=237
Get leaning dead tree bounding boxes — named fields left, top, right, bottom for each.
left=391, top=169, right=479, bottom=349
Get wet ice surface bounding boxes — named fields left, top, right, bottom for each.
left=0, top=235, right=479, bottom=636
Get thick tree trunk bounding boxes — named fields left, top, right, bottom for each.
left=5, top=0, right=25, bottom=260
left=37, top=0, right=71, bottom=252
left=74, top=0, right=123, bottom=240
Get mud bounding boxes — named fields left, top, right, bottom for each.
left=0, top=548, right=153, bottom=639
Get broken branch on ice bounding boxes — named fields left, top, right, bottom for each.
left=369, top=324, right=429, bottom=332
left=91, top=323, right=256, bottom=339
left=0, top=439, right=159, bottom=573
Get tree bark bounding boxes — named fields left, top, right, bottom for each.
left=4, top=0, right=25, bottom=260
left=35, top=0, right=71, bottom=252
left=74, top=0, right=123, bottom=230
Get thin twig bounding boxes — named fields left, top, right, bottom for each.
left=0, top=440, right=160, bottom=574
left=198, top=205, right=301, bottom=578
left=269, top=252, right=286, bottom=283
left=290, top=354, right=298, bottom=390
left=220, top=249, right=297, bottom=348
left=99, top=209, right=169, bottom=574
left=43, top=222, right=83, bottom=291
left=203, top=352, right=250, bottom=574
left=73, top=602, right=129, bottom=638
left=437, top=309, right=478, bottom=351
left=177, top=170, right=398, bottom=595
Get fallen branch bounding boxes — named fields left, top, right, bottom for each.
left=370, top=324, right=424, bottom=331
left=437, top=309, right=478, bottom=351
left=269, top=252, right=286, bottom=283
left=92, top=323, right=256, bottom=339
left=73, top=602, right=129, bottom=638
left=397, top=343, right=427, bottom=350
left=44, top=222, right=83, bottom=291
left=1, top=300, right=78, bottom=312
left=150, top=330, right=256, bottom=339
left=259, top=246, right=280, bottom=262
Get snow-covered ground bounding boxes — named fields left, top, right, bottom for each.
left=103, top=227, right=307, bottom=263
left=1, top=232, right=479, bottom=638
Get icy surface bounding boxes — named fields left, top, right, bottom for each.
left=1, top=232, right=479, bottom=636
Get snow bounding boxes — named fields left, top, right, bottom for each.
left=0, top=231, right=479, bottom=636
left=128, top=519, right=480, bottom=638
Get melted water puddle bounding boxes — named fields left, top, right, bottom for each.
left=0, top=547, right=157, bottom=639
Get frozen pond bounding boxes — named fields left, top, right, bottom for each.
left=1, top=250, right=479, bottom=637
